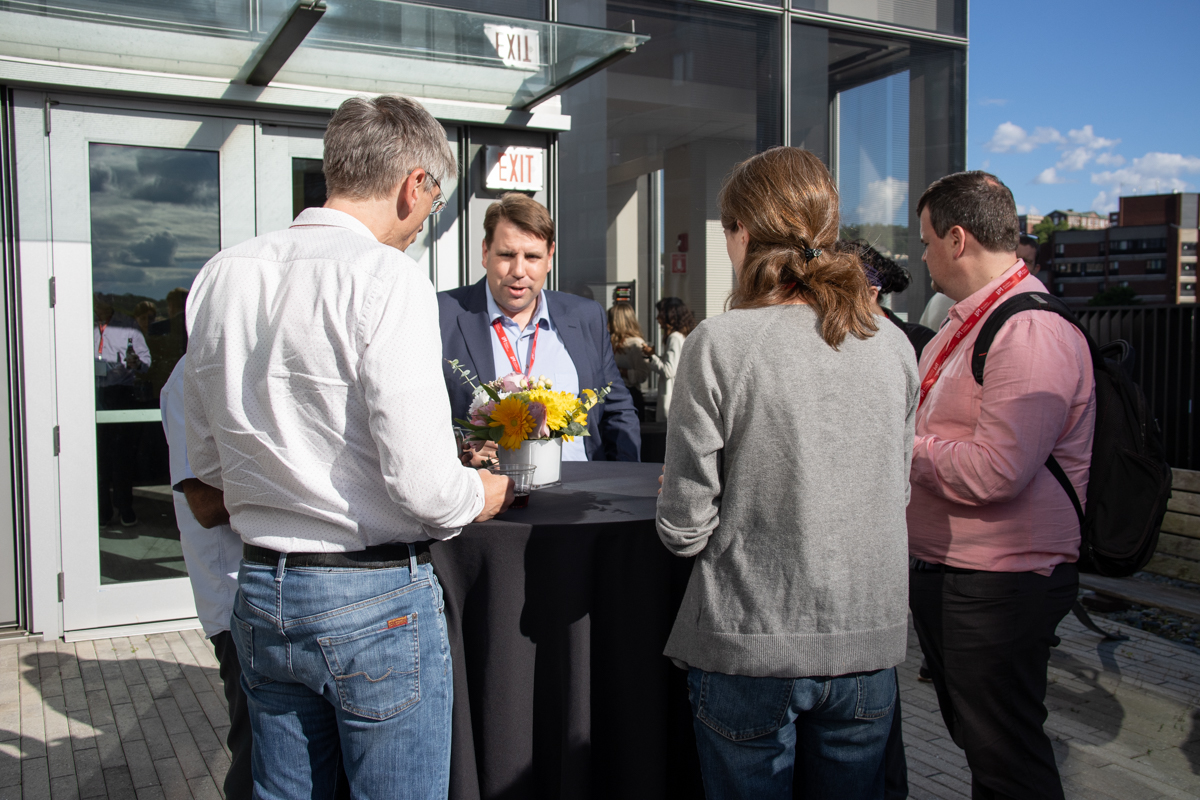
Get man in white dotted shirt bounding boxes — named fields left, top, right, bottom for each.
left=184, top=95, right=513, bottom=799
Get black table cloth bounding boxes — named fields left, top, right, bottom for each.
left=430, top=461, right=702, bottom=800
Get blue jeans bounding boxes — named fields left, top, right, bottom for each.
left=231, top=548, right=452, bottom=800
left=688, top=666, right=896, bottom=800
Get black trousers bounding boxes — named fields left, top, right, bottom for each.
left=909, top=562, right=1078, bottom=800
left=210, top=631, right=254, bottom=800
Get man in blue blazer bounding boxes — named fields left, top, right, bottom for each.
left=438, top=193, right=640, bottom=462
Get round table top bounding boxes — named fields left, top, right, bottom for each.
left=493, top=460, right=661, bottom=526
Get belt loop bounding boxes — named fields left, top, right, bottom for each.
left=407, top=543, right=417, bottom=584
left=275, top=552, right=287, bottom=583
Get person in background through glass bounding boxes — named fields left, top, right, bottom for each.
left=642, top=297, right=695, bottom=422
left=94, top=292, right=151, bottom=528
left=657, top=146, right=918, bottom=800
left=608, top=301, right=650, bottom=421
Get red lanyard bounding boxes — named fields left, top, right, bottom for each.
left=492, top=318, right=539, bottom=375
left=97, top=324, right=107, bottom=358
left=918, top=265, right=1029, bottom=407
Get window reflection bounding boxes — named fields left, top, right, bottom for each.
left=89, top=143, right=220, bottom=584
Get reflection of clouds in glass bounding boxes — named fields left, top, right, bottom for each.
left=89, top=143, right=220, bottom=300
left=90, top=144, right=218, bottom=207
left=838, top=72, right=910, bottom=227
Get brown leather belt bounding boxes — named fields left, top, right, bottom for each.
left=242, top=541, right=432, bottom=569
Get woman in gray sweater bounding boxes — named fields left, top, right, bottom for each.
left=656, top=147, right=918, bottom=799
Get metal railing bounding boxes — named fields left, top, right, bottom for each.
left=1075, top=305, right=1199, bottom=469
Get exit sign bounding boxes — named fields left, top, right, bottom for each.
left=485, top=146, right=545, bottom=192
left=484, top=24, right=540, bottom=70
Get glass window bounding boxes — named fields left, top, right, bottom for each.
left=1146, top=259, right=1165, bottom=273
left=792, top=0, right=966, bottom=37
left=791, top=22, right=965, bottom=319
left=90, top=143, right=220, bottom=584
left=557, top=0, right=782, bottom=337
left=407, top=0, right=546, bottom=20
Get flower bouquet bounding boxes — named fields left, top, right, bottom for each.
left=447, top=360, right=612, bottom=488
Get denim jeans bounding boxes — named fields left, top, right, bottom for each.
left=688, top=666, right=896, bottom=800
left=231, top=547, right=452, bottom=800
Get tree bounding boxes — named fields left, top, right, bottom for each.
left=1032, top=217, right=1069, bottom=244
left=1088, top=285, right=1140, bottom=307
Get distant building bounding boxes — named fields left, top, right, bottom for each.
left=1018, top=213, right=1044, bottom=234
left=1048, top=193, right=1199, bottom=306
left=1045, top=209, right=1111, bottom=231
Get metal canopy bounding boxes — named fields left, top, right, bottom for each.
left=269, top=1, right=649, bottom=110
left=0, top=0, right=648, bottom=112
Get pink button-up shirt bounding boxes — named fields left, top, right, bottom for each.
left=907, top=260, right=1096, bottom=575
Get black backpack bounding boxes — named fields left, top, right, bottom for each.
left=969, top=292, right=1172, bottom=577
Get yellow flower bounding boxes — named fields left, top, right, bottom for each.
left=582, top=388, right=598, bottom=410
left=526, top=388, right=575, bottom=432
left=489, top=396, right=535, bottom=450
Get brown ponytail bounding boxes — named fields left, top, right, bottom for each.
left=719, top=147, right=878, bottom=349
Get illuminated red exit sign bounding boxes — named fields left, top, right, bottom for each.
left=485, top=146, right=545, bottom=192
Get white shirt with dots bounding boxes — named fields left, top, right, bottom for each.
left=184, top=208, right=485, bottom=553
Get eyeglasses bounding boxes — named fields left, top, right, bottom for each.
left=427, top=172, right=446, bottom=214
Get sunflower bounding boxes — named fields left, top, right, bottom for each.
left=489, top=396, right=535, bottom=450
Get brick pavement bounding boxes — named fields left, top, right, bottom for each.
left=0, top=613, right=1196, bottom=799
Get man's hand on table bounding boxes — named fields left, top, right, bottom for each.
left=475, top=469, right=515, bottom=521
left=460, top=440, right=499, bottom=467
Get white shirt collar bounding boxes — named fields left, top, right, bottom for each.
left=486, top=286, right=553, bottom=332
left=289, top=207, right=379, bottom=242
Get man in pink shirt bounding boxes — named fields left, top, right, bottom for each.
left=908, top=171, right=1095, bottom=800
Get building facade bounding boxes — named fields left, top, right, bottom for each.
left=0, top=0, right=967, bottom=641
left=1048, top=193, right=1198, bottom=306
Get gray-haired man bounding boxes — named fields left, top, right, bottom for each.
left=184, top=95, right=513, bottom=798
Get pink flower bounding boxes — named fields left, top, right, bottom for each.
left=499, top=372, right=529, bottom=393
left=527, top=401, right=551, bottom=439
left=470, top=400, right=496, bottom=427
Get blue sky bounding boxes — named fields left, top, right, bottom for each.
left=968, top=0, right=1200, bottom=216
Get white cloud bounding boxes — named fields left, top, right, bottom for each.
left=1054, top=125, right=1121, bottom=172
left=1089, top=152, right=1200, bottom=211
left=855, top=177, right=909, bottom=225
left=1015, top=204, right=1041, bottom=216
left=1095, top=152, right=1126, bottom=167
left=1033, top=167, right=1068, bottom=185
left=983, top=122, right=1065, bottom=154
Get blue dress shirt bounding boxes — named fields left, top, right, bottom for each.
left=484, top=288, right=587, bottom=461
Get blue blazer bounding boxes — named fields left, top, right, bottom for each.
left=438, top=280, right=641, bottom=462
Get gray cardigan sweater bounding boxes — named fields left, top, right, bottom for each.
left=657, top=305, right=918, bottom=678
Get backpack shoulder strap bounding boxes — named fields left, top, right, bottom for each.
left=970, top=292, right=1091, bottom=384
left=969, top=291, right=1092, bottom=525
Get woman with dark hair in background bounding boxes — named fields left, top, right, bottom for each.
left=657, top=146, right=918, bottom=799
left=642, top=297, right=695, bottom=422
left=608, top=301, right=650, bottom=421
left=839, top=240, right=937, bottom=359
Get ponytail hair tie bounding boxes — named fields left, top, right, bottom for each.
left=803, top=247, right=822, bottom=262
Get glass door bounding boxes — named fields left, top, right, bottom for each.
left=49, top=103, right=255, bottom=632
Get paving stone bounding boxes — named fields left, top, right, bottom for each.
left=49, top=773, right=79, bottom=800
left=185, top=775, right=221, bottom=800
left=167, top=731, right=210, bottom=781
left=71, top=749, right=104, bottom=798
left=102, top=766, right=134, bottom=798
left=21, top=757, right=52, bottom=799
left=121, top=739, right=159, bottom=790
left=152, top=756, right=193, bottom=800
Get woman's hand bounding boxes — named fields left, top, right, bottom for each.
left=658, top=465, right=665, bottom=495
left=641, top=343, right=655, bottom=357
